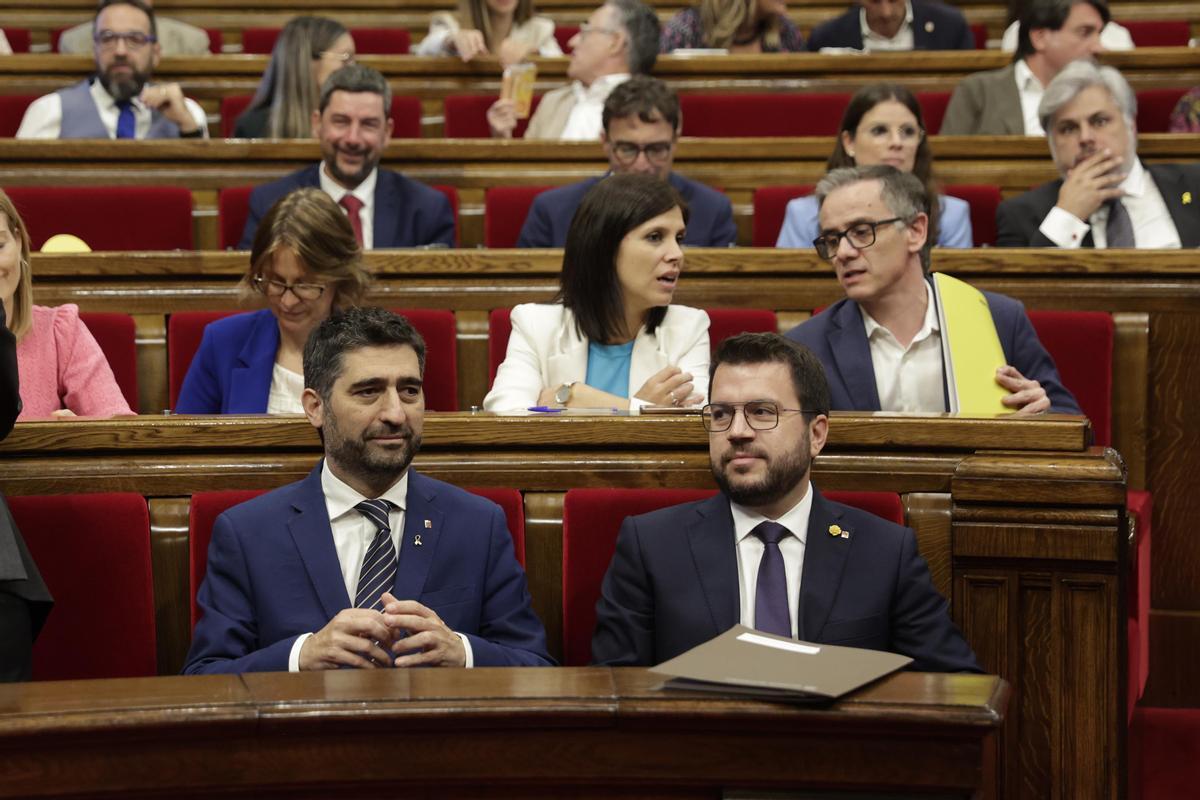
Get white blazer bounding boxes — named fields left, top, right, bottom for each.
left=483, top=303, right=711, bottom=412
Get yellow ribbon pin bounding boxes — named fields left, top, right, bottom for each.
left=828, top=524, right=842, bottom=537
left=1183, top=192, right=1192, bottom=206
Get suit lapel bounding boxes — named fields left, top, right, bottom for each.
left=373, top=171, right=398, bottom=248
left=394, top=472, right=441, bottom=599
left=827, top=302, right=882, bottom=410
left=996, top=66, right=1025, bottom=135
left=546, top=309, right=589, bottom=388
left=287, top=465, right=351, bottom=619
left=1149, top=164, right=1200, bottom=247
left=686, top=496, right=740, bottom=636
left=230, top=311, right=278, bottom=412
left=799, top=491, right=853, bottom=641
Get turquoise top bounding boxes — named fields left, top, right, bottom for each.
left=585, top=340, right=636, bottom=398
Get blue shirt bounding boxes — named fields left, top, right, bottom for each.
left=585, top=340, right=635, bottom=398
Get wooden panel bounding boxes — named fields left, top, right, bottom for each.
left=905, top=492, right=953, bottom=599
left=149, top=497, right=191, bottom=676
left=524, top=491, right=565, bottom=663
left=955, top=572, right=1010, bottom=800
left=1016, top=573, right=1054, bottom=800
left=1112, top=311, right=1150, bottom=491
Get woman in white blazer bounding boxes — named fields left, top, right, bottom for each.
left=484, top=174, right=710, bottom=413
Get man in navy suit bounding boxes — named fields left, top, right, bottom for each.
left=806, top=0, right=974, bottom=52
left=185, top=307, right=551, bottom=673
left=238, top=65, right=455, bottom=250
left=592, top=332, right=978, bottom=671
left=786, top=165, right=1079, bottom=415
left=517, top=76, right=736, bottom=248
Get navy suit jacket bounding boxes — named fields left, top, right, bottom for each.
left=175, top=309, right=279, bottom=414
left=786, top=290, right=1080, bottom=414
left=806, top=0, right=974, bottom=51
left=184, top=466, right=553, bottom=673
left=516, top=172, right=737, bottom=248
left=591, top=490, right=980, bottom=672
left=995, top=163, right=1200, bottom=248
left=238, top=165, right=456, bottom=250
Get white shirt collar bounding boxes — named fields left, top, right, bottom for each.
left=860, top=2, right=913, bottom=43
left=318, top=162, right=378, bottom=206
left=320, top=458, right=409, bottom=523
left=1117, top=157, right=1147, bottom=199
left=861, top=278, right=940, bottom=343
left=729, top=481, right=815, bottom=545
left=572, top=72, right=630, bottom=103
left=1014, top=58, right=1044, bottom=92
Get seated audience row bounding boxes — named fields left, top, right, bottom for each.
left=414, top=0, right=561, bottom=65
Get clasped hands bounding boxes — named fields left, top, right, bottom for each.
left=298, top=592, right=466, bottom=670
left=139, top=83, right=200, bottom=134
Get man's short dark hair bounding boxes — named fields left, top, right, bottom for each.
left=602, top=75, right=681, bottom=133
left=609, top=0, right=660, bottom=75
left=94, top=0, right=158, bottom=41
left=1015, top=0, right=1110, bottom=60
left=710, top=333, right=831, bottom=417
left=318, top=63, right=392, bottom=114
left=304, top=307, right=427, bottom=401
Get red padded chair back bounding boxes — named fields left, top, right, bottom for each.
left=1121, top=20, right=1190, bottom=47
left=1026, top=310, right=1113, bottom=446
left=1136, top=88, right=1186, bottom=134
left=0, top=94, right=37, bottom=138
left=223, top=95, right=421, bottom=139
left=430, top=184, right=460, bottom=246
left=10, top=493, right=155, bottom=679
left=217, top=186, right=253, bottom=249
left=915, top=91, right=951, bottom=135
left=169, top=309, right=459, bottom=411
left=680, top=93, right=849, bottom=137
left=443, top=94, right=543, bottom=138
left=466, top=487, right=526, bottom=565
left=554, top=25, right=578, bottom=53
left=205, top=28, right=223, bottom=54
left=79, top=312, right=139, bottom=411
left=7, top=187, right=193, bottom=251
left=561, top=488, right=905, bottom=666
left=2, top=28, right=31, bottom=52
left=942, top=184, right=1002, bottom=247
left=705, top=308, right=778, bottom=350
left=752, top=184, right=814, bottom=247
left=970, top=23, right=987, bottom=49
left=488, top=307, right=514, bottom=385
left=484, top=186, right=553, bottom=247
left=220, top=95, right=253, bottom=137
left=242, top=27, right=411, bottom=55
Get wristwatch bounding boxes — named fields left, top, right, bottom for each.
left=554, top=381, right=577, bottom=404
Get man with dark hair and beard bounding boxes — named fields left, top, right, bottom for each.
left=17, top=0, right=207, bottom=139
left=184, top=307, right=551, bottom=674
left=591, top=332, right=978, bottom=672
left=239, top=64, right=455, bottom=250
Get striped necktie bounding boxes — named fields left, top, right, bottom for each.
left=353, top=499, right=396, bottom=611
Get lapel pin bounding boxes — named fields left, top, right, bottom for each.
left=924, top=21, right=935, bottom=32
left=414, top=534, right=423, bottom=547
left=828, top=524, right=842, bottom=537
left=1183, top=192, right=1192, bottom=205
left=424, top=519, right=432, bottom=528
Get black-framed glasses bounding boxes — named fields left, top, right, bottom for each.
left=252, top=276, right=327, bottom=301
left=610, top=140, right=673, bottom=166
left=812, top=217, right=905, bottom=260
left=701, top=401, right=815, bottom=433
left=94, top=30, right=156, bottom=50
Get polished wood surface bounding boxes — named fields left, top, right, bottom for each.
left=0, top=668, right=1007, bottom=799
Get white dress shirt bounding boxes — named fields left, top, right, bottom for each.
left=1013, top=59, right=1046, bottom=136
left=319, top=164, right=378, bottom=249
left=287, top=463, right=475, bottom=670
left=1000, top=19, right=1135, bottom=53
left=15, top=79, right=208, bottom=139
left=862, top=281, right=947, bottom=412
left=860, top=2, right=915, bottom=52
left=1038, top=159, right=1182, bottom=249
left=265, top=363, right=304, bottom=414
left=559, top=72, right=629, bottom=140
left=731, top=483, right=814, bottom=638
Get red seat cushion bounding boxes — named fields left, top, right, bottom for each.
left=205, top=28, right=224, bottom=54
left=6, top=187, right=193, bottom=251
left=2, top=28, right=31, bottom=53
left=943, top=184, right=1002, bottom=247
left=915, top=91, right=951, bottom=138
left=430, top=185, right=460, bottom=246
left=1026, top=310, right=1113, bottom=446
left=223, top=95, right=422, bottom=139
left=554, top=25, right=578, bottom=53
left=1126, top=489, right=1152, bottom=719
left=753, top=184, right=814, bottom=247
left=242, top=27, right=411, bottom=55
left=1136, top=88, right=1187, bottom=134
left=681, top=93, right=849, bottom=137
left=1131, top=707, right=1200, bottom=798
left=1120, top=20, right=1190, bottom=47
left=0, top=94, right=37, bottom=138
left=220, top=95, right=253, bottom=138
left=484, top=186, right=553, bottom=248
left=79, top=312, right=139, bottom=411
left=970, top=23, right=987, bottom=49
left=466, top=487, right=525, bottom=565
left=218, top=186, right=253, bottom=249
left=443, top=94, right=543, bottom=138
left=10, top=493, right=155, bottom=679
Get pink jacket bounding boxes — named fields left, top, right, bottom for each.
left=16, top=304, right=133, bottom=419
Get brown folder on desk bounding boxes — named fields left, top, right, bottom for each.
left=650, top=624, right=912, bottom=703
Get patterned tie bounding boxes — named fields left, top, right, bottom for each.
left=752, top=521, right=792, bottom=637
left=115, top=100, right=136, bottom=139
left=353, top=499, right=396, bottom=611
left=1105, top=199, right=1136, bottom=248
left=339, top=194, right=365, bottom=247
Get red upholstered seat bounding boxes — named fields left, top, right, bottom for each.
left=79, top=312, right=139, bottom=411
left=9, top=493, right=155, bottom=680
left=561, top=488, right=904, bottom=665
left=943, top=184, right=1002, bottom=247
left=484, top=186, right=553, bottom=247
left=0, top=94, right=37, bottom=138
left=221, top=94, right=422, bottom=138
left=6, top=186, right=193, bottom=251
left=1026, top=310, right=1113, bottom=446
left=443, top=94, right=544, bottom=138
left=752, top=184, right=814, bottom=247
left=1126, top=489, right=1151, bottom=718
left=217, top=185, right=253, bottom=249
left=1130, top=707, right=1200, bottom=798
left=680, top=93, right=849, bottom=137
left=1135, top=88, right=1186, bottom=134
left=242, top=27, right=410, bottom=54
left=1121, top=19, right=1190, bottom=47
left=220, top=95, right=253, bottom=138
left=465, top=487, right=526, bottom=565
left=2, top=28, right=31, bottom=52
left=168, top=308, right=459, bottom=410
left=554, top=25, right=578, bottom=53
left=430, top=184, right=460, bottom=246
left=969, top=23, right=987, bottom=49
left=915, top=91, right=951, bottom=136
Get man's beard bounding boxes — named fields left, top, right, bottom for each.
left=325, top=146, right=377, bottom=189
left=325, top=414, right=421, bottom=493
left=98, top=61, right=149, bottom=103
left=710, top=435, right=811, bottom=510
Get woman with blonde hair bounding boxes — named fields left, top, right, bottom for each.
left=234, top=16, right=355, bottom=138
left=176, top=188, right=371, bottom=413
left=0, top=190, right=131, bottom=419
left=661, top=0, right=803, bottom=53
left=415, top=0, right=560, bottom=66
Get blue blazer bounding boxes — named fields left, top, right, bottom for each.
left=785, top=289, right=1082, bottom=414
left=238, top=165, right=456, bottom=250
left=777, top=193, right=973, bottom=249
left=591, top=489, right=980, bottom=672
left=517, top=172, right=737, bottom=248
left=184, top=466, right=553, bottom=673
left=175, top=309, right=279, bottom=414
left=806, top=0, right=974, bottom=51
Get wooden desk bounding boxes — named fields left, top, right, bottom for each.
left=0, top=668, right=1008, bottom=799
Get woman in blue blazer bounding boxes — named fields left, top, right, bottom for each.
left=176, top=188, right=370, bottom=414
left=777, top=83, right=973, bottom=250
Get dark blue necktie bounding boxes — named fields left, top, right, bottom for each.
left=752, top=521, right=792, bottom=637
left=354, top=499, right=396, bottom=611
left=115, top=100, right=135, bottom=139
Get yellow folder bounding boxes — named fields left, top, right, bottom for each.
left=932, top=272, right=1010, bottom=414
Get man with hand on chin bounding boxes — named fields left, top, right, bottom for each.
left=184, top=307, right=551, bottom=673
left=17, top=0, right=207, bottom=139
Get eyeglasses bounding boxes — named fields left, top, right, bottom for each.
left=317, top=50, right=356, bottom=65
left=578, top=22, right=621, bottom=38
left=812, top=217, right=905, bottom=260
left=701, top=401, right=815, bottom=433
left=860, top=122, right=924, bottom=142
left=252, top=276, right=327, bottom=301
left=610, top=140, right=674, bottom=166
left=94, top=30, right=156, bottom=50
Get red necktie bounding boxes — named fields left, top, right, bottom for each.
left=339, top=194, right=365, bottom=247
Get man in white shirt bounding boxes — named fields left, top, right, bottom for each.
left=941, top=0, right=1107, bottom=135
left=16, top=0, right=207, bottom=139
left=58, top=0, right=211, bottom=57
left=786, top=165, right=1080, bottom=414
left=184, top=307, right=551, bottom=674
left=806, top=0, right=974, bottom=52
left=996, top=60, right=1200, bottom=248
left=487, top=0, right=659, bottom=140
